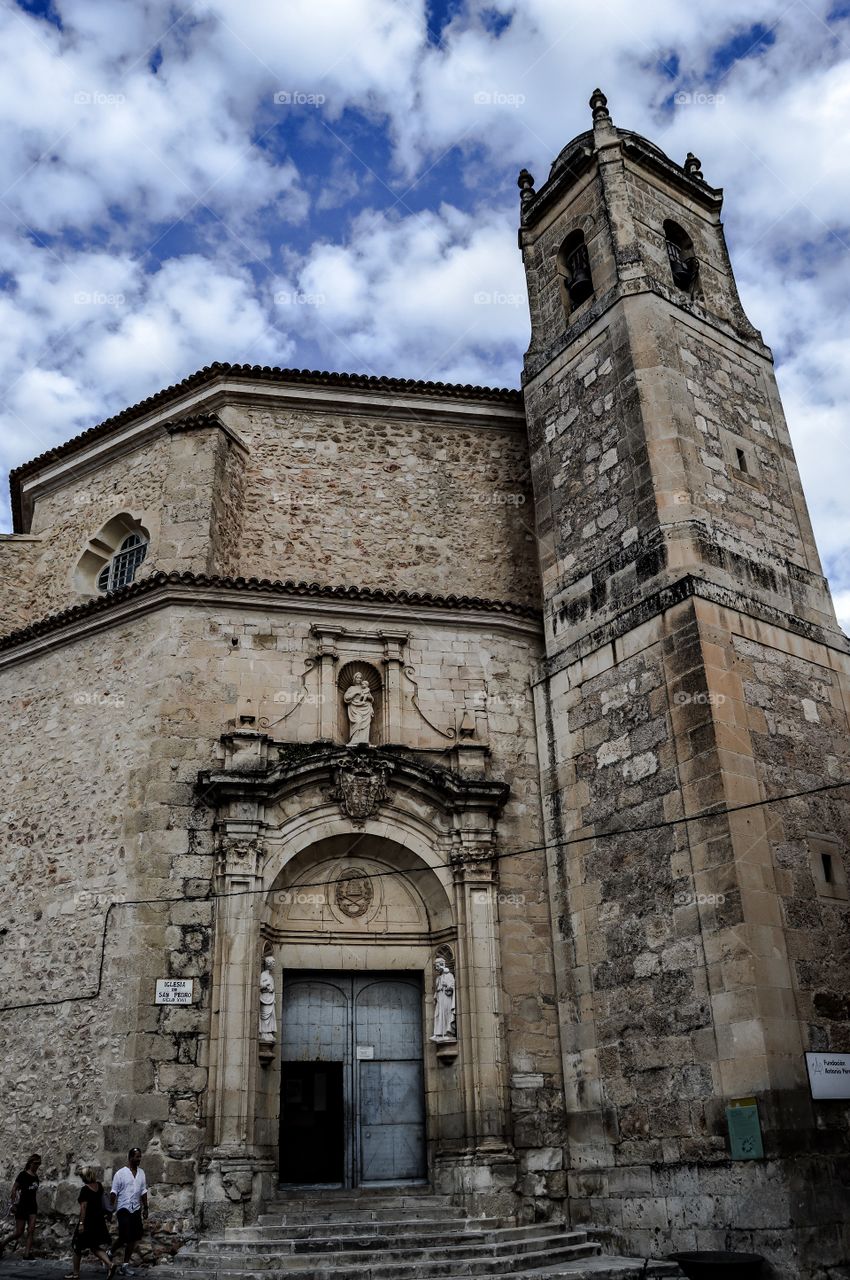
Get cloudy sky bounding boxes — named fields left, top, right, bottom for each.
left=1, top=0, right=848, bottom=625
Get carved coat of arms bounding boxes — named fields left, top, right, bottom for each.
left=335, top=870, right=374, bottom=918
left=332, top=759, right=390, bottom=824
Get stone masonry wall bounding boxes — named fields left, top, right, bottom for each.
left=538, top=596, right=850, bottom=1277
left=5, top=398, right=537, bottom=639
left=220, top=402, right=538, bottom=605
left=0, top=591, right=564, bottom=1250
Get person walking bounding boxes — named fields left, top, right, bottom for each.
left=108, top=1149, right=148, bottom=1276
left=66, top=1167, right=116, bottom=1280
left=0, top=1154, right=42, bottom=1258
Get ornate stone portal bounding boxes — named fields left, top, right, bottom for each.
left=199, top=733, right=513, bottom=1221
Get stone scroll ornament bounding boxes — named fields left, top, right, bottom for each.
left=258, top=956, right=277, bottom=1043
left=431, top=957, right=457, bottom=1043
left=344, top=674, right=375, bottom=745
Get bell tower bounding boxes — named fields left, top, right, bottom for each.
left=521, top=92, right=850, bottom=1273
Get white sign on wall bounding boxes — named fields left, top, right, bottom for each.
left=805, top=1052, right=850, bottom=1100
left=155, top=978, right=194, bottom=1006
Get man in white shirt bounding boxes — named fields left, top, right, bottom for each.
left=109, top=1148, right=149, bottom=1275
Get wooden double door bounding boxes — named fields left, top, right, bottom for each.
left=279, top=971, right=426, bottom=1187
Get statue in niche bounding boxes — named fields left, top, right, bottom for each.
left=344, top=674, right=375, bottom=745
left=431, top=957, right=457, bottom=1043
left=258, top=955, right=277, bottom=1042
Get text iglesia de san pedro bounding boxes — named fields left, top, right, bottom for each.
left=1, top=92, right=848, bottom=1280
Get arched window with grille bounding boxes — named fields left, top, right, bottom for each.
left=75, top=515, right=151, bottom=597
left=96, top=532, right=148, bottom=592
left=663, top=219, right=698, bottom=292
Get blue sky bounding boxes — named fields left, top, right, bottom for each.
left=1, top=0, right=849, bottom=625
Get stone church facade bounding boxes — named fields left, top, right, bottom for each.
left=1, top=93, right=848, bottom=1277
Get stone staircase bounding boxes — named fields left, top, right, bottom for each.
left=157, top=1191, right=681, bottom=1280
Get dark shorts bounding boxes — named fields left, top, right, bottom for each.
left=14, top=1202, right=36, bottom=1221
left=116, top=1209, right=143, bottom=1244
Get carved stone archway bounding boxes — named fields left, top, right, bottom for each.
left=196, top=735, right=515, bottom=1225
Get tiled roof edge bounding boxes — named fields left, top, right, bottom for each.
left=0, top=570, right=542, bottom=652
left=10, top=362, right=524, bottom=499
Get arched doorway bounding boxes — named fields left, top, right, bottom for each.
left=258, top=831, right=456, bottom=1189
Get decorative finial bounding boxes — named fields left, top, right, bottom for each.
left=684, top=152, right=704, bottom=181
left=589, top=88, right=610, bottom=122
left=517, top=168, right=536, bottom=204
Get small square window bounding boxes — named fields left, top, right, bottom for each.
left=808, top=835, right=849, bottom=902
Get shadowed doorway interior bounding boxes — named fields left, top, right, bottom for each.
left=279, top=1062, right=345, bottom=1184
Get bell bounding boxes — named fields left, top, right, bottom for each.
left=666, top=239, right=698, bottom=290
left=566, top=243, right=593, bottom=306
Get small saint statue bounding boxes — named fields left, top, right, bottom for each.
left=431, top=957, right=457, bottom=1043
left=344, top=674, right=375, bottom=746
left=259, top=955, right=277, bottom=1043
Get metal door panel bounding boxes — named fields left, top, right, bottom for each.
left=280, top=978, right=349, bottom=1061
left=359, top=1060, right=426, bottom=1181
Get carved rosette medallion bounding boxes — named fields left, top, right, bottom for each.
left=331, top=759, right=390, bottom=825
left=334, top=870, right=375, bottom=918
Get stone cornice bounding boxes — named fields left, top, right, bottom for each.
left=199, top=740, right=511, bottom=820
left=542, top=572, right=850, bottom=680
left=10, top=364, right=525, bottom=531
left=0, top=570, right=543, bottom=665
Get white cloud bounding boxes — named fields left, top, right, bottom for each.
left=0, top=0, right=847, bottom=620
left=274, top=203, right=527, bottom=383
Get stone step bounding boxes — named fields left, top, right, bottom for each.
left=164, top=1235, right=600, bottom=1279
left=227, top=1218, right=503, bottom=1241
left=257, top=1206, right=464, bottom=1226
left=265, top=1194, right=452, bottom=1211
left=188, top=1218, right=583, bottom=1259
left=205, top=1224, right=575, bottom=1255
left=521, top=1260, right=681, bottom=1278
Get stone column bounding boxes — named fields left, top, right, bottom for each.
left=210, top=827, right=263, bottom=1154
left=310, top=626, right=340, bottom=740
left=202, top=811, right=273, bottom=1229
left=448, top=834, right=506, bottom=1146
left=380, top=629, right=409, bottom=743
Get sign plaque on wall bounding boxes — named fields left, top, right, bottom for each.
left=726, top=1097, right=764, bottom=1160
left=155, top=978, right=194, bottom=1005
left=805, top=1052, right=850, bottom=1100
left=356, top=1045, right=375, bottom=1060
